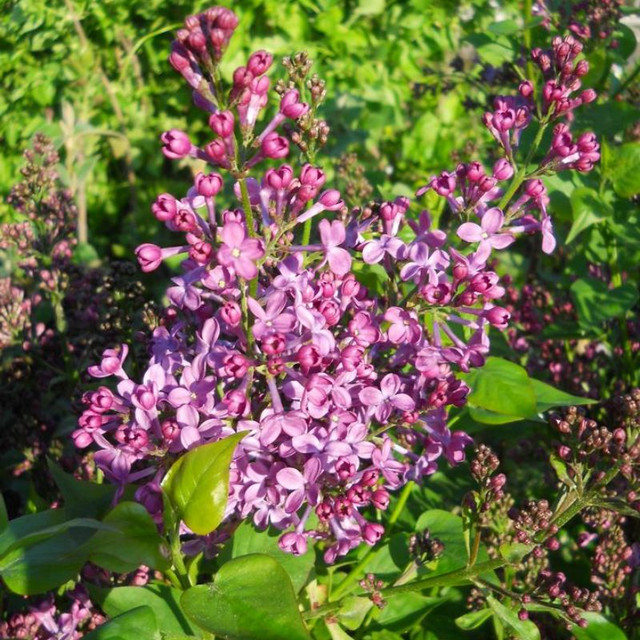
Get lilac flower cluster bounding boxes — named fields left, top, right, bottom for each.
left=75, top=9, right=598, bottom=562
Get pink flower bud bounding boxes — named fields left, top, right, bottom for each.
left=135, top=244, right=164, bottom=272
left=297, top=344, right=322, bottom=374
left=525, top=179, right=546, bottom=198
left=233, top=66, right=253, bottom=88
left=371, top=488, right=390, bottom=510
left=195, top=172, right=223, bottom=198
left=363, top=523, right=385, bottom=545
left=224, top=390, right=246, bottom=416
left=261, top=132, right=289, bottom=159
left=174, top=208, right=198, bottom=232
left=220, top=301, right=242, bottom=326
left=152, top=194, right=178, bottom=222
left=205, top=139, right=228, bottom=164
left=280, top=89, right=309, bottom=119
left=189, top=240, right=213, bottom=265
left=209, top=111, right=235, bottom=137
left=580, top=88, right=597, bottom=104
left=519, top=80, right=534, bottom=98
left=247, top=50, right=273, bottom=76
left=300, top=164, right=326, bottom=188
left=493, top=158, right=514, bottom=181
left=318, top=189, right=343, bottom=210
left=264, top=164, right=294, bottom=190
left=161, top=130, right=192, bottom=159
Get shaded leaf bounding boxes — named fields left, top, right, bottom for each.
left=83, top=606, right=161, bottom=640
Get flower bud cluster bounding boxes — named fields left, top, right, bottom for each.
left=408, top=528, right=445, bottom=565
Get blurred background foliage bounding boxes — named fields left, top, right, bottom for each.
left=0, top=0, right=531, bottom=258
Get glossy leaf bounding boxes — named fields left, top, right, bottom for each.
left=92, top=585, right=200, bottom=637
left=530, top=379, right=597, bottom=412
left=571, top=612, right=628, bottom=640
left=83, top=606, right=161, bottom=640
left=0, top=524, right=97, bottom=594
left=463, top=357, right=537, bottom=420
left=221, top=520, right=314, bottom=593
left=181, top=553, right=310, bottom=640
left=88, top=501, right=169, bottom=573
left=162, top=432, right=245, bottom=535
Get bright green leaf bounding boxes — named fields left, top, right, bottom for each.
left=162, top=432, right=245, bottom=535
left=463, top=357, right=537, bottom=419
left=566, top=187, right=611, bottom=244
left=88, top=501, right=169, bottom=573
left=92, top=585, right=200, bottom=637
left=83, top=606, right=161, bottom=640
left=455, top=608, right=492, bottom=630
left=181, top=554, right=310, bottom=640
left=611, top=143, right=640, bottom=198
left=487, top=596, right=540, bottom=640
left=221, top=520, right=314, bottom=593
left=571, top=612, right=628, bottom=640
left=530, top=379, right=598, bottom=412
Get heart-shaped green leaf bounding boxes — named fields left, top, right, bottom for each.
left=181, top=553, right=310, bottom=640
left=162, top=432, right=245, bottom=535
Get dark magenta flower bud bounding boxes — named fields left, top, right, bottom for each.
left=247, top=50, right=273, bottom=76
left=195, top=172, right=223, bottom=197
left=209, top=111, right=235, bottom=137
left=152, top=194, right=178, bottom=222
left=161, top=130, right=192, bottom=159
left=261, top=132, right=289, bottom=159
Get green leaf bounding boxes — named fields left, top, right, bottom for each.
left=221, top=520, right=314, bottom=593
left=415, top=510, right=488, bottom=575
left=464, top=34, right=515, bottom=66
left=610, top=143, right=640, bottom=198
left=92, top=585, right=200, bottom=637
left=161, top=432, right=245, bottom=535
left=455, top=608, right=492, bottom=630
left=375, top=593, right=444, bottom=632
left=0, top=523, right=96, bottom=594
left=571, top=613, right=628, bottom=640
left=83, top=606, right=161, bottom=640
left=570, top=278, right=639, bottom=331
left=88, top=501, right=169, bottom=573
left=48, top=459, right=117, bottom=518
left=530, top=379, right=598, bottom=412
left=0, top=494, right=8, bottom=532
left=0, top=508, right=67, bottom=557
left=338, top=596, right=373, bottom=631
left=463, top=357, right=537, bottom=420
left=566, top=187, right=611, bottom=244
left=487, top=596, right=540, bottom=640
left=181, top=554, right=310, bottom=640
left=487, top=20, right=520, bottom=35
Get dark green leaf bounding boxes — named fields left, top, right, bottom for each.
left=83, top=606, right=161, bottom=640
left=88, top=501, right=169, bottom=573
left=162, top=432, right=245, bottom=535
left=0, top=524, right=96, bottom=594
left=570, top=278, right=639, bottom=331
left=0, top=494, right=8, bottom=532
left=48, top=459, right=117, bottom=518
left=181, top=554, right=310, bottom=640
left=92, top=585, right=200, bottom=637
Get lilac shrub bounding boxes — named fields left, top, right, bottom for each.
left=75, top=9, right=599, bottom=563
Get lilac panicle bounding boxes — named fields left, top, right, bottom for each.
left=76, top=7, right=598, bottom=563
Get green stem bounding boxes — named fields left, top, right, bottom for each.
left=304, top=556, right=508, bottom=620
left=239, top=278, right=255, bottom=354
left=301, top=217, right=312, bottom=247
left=523, top=0, right=534, bottom=84
left=330, top=482, right=415, bottom=601
left=499, top=121, right=548, bottom=212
